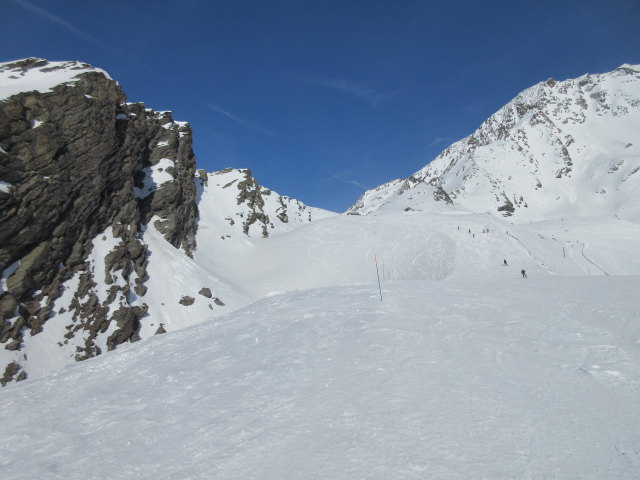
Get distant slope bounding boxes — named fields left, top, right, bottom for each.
left=348, top=65, right=640, bottom=222
left=1, top=276, right=639, bottom=479
left=193, top=211, right=640, bottom=301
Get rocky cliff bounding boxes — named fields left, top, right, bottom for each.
left=0, top=58, right=198, bottom=385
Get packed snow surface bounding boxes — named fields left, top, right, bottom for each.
left=1, top=276, right=639, bottom=479
left=2, top=209, right=640, bottom=478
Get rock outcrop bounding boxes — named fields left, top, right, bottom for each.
left=0, top=59, right=198, bottom=384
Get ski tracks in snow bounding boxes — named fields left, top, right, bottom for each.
left=506, top=231, right=556, bottom=274
left=562, top=241, right=610, bottom=276
left=579, top=242, right=610, bottom=276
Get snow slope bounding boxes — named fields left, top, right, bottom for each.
left=0, top=166, right=335, bottom=381
left=0, top=221, right=247, bottom=380
left=5, top=179, right=640, bottom=381
left=1, top=276, right=639, bottom=479
left=195, top=210, right=640, bottom=300
left=349, top=65, right=640, bottom=222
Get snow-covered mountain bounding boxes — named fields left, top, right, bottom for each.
left=3, top=59, right=640, bottom=384
left=348, top=65, right=640, bottom=221
left=2, top=58, right=640, bottom=478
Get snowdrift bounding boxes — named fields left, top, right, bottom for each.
left=1, top=277, right=639, bottom=479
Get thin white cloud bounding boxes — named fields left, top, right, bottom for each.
left=426, top=137, right=451, bottom=149
left=11, top=0, right=119, bottom=54
left=346, top=178, right=368, bottom=189
left=322, top=172, right=368, bottom=190
left=205, top=103, right=278, bottom=139
left=295, top=74, right=402, bottom=106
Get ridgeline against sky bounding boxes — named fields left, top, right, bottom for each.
left=2, top=0, right=639, bottom=211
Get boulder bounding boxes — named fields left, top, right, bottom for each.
left=179, top=296, right=195, bottom=306
left=198, top=287, right=213, bottom=298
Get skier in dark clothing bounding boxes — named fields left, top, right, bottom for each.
left=521, top=269, right=527, bottom=278
left=503, top=259, right=508, bottom=266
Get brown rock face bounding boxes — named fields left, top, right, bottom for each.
left=0, top=59, right=198, bottom=384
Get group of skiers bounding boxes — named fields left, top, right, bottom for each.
left=457, top=225, right=528, bottom=278
left=503, top=259, right=526, bottom=277
left=458, top=226, right=491, bottom=237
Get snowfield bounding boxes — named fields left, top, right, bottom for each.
left=1, top=209, right=640, bottom=479
left=195, top=211, right=640, bottom=297
left=1, top=276, right=639, bottom=479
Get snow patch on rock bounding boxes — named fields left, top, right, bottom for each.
left=0, top=58, right=111, bottom=102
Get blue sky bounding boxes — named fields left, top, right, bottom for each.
left=2, top=0, right=639, bottom=212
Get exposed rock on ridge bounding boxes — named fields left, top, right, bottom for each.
left=0, top=58, right=198, bottom=385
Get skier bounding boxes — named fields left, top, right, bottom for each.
left=503, top=259, right=508, bottom=266
left=521, top=269, right=527, bottom=278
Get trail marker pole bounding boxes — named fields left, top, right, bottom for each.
left=375, top=254, right=383, bottom=301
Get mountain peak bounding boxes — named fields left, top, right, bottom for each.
left=348, top=64, right=640, bottom=221
left=617, top=63, right=640, bottom=72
